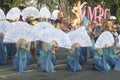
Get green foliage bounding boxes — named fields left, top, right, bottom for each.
left=9, top=0, right=22, bottom=8
left=3, top=0, right=22, bottom=8
left=105, top=0, right=120, bottom=23
left=40, top=0, right=57, bottom=12
left=117, top=8, right=120, bottom=23
left=114, top=0, right=120, bottom=23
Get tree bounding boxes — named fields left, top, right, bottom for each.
left=103, top=0, right=120, bottom=23
left=9, top=0, right=22, bottom=8
left=0, top=0, right=4, bottom=9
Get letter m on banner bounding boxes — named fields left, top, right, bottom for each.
left=87, top=6, right=96, bottom=22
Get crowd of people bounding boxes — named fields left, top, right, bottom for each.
left=0, top=0, right=120, bottom=73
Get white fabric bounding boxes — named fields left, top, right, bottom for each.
left=6, top=7, right=21, bottom=20
left=0, top=8, right=5, bottom=20
left=38, top=28, right=71, bottom=48
left=4, top=22, right=39, bottom=43
left=0, top=21, right=12, bottom=34
left=51, top=10, right=60, bottom=20
left=40, top=7, right=51, bottom=18
left=35, top=22, right=55, bottom=30
left=67, top=27, right=92, bottom=47
left=95, top=31, right=114, bottom=49
left=21, top=7, right=40, bottom=19
left=11, top=21, right=33, bottom=28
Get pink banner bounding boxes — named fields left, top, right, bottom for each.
left=87, top=6, right=110, bottom=22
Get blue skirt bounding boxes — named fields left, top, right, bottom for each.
left=114, top=56, right=120, bottom=71
left=67, top=59, right=81, bottom=72
left=27, top=51, right=32, bottom=65
left=0, top=52, right=7, bottom=64
left=38, top=52, right=55, bottom=72
left=89, top=47, right=95, bottom=58
left=94, top=54, right=111, bottom=72
left=36, top=41, right=43, bottom=55
left=106, top=55, right=120, bottom=71
left=12, top=52, right=27, bottom=72
left=79, top=47, right=88, bottom=65
left=94, top=59, right=111, bottom=72
left=0, top=42, right=7, bottom=64
left=13, top=57, right=27, bottom=72
left=38, top=56, right=47, bottom=72
left=51, top=53, right=56, bottom=65
left=6, top=43, right=16, bottom=58
left=67, top=48, right=81, bottom=72
left=105, top=55, right=117, bottom=69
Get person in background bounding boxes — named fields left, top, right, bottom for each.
left=26, top=14, right=38, bottom=26
left=26, top=14, right=38, bottom=61
left=50, top=18, right=55, bottom=26
left=0, top=32, right=7, bottom=65
left=60, top=18, right=68, bottom=32
left=102, top=20, right=113, bottom=32
left=6, top=18, right=17, bottom=59
left=57, top=12, right=64, bottom=23
left=55, top=19, right=61, bottom=29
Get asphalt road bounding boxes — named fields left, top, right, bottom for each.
left=0, top=59, right=120, bottom=80
left=0, top=48, right=120, bottom=80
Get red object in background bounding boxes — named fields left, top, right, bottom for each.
left=61, top=23, right=67, bottom=31
left=61, top=8, right=65, bottom=13
left=36, top=40, right=40, bottom=45
left=19, top=15, right=23, bottom=21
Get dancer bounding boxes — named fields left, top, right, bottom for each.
left=67, top=43, right=81, bottom=72
left=12, top=39, right=30, bottom=72
left=93, top=47, right=111, bottom=72
left=38, top=41, right=58, bottom=72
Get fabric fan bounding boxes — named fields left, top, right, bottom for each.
left=51, top=10, right=60, bottom=20
left=35, top=22, right=55, bottom=30
left=6, top=7, right=21, bottom=20
left=0, top=21, right=12, bottom=34
left=95, top=31, right=114, bottom=49
left=0, top=8, right=5, bottom=20
left=11, top=21, right=33, bottom=28
left=40, top=7, right=51, bottom=18
left=38, top=28, right=71, bottom=48
left=21, top=7, right=40, bottom=19
left=67, top=27, right=92, bottom=47
left=3, top=24, right=39, bottom=43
